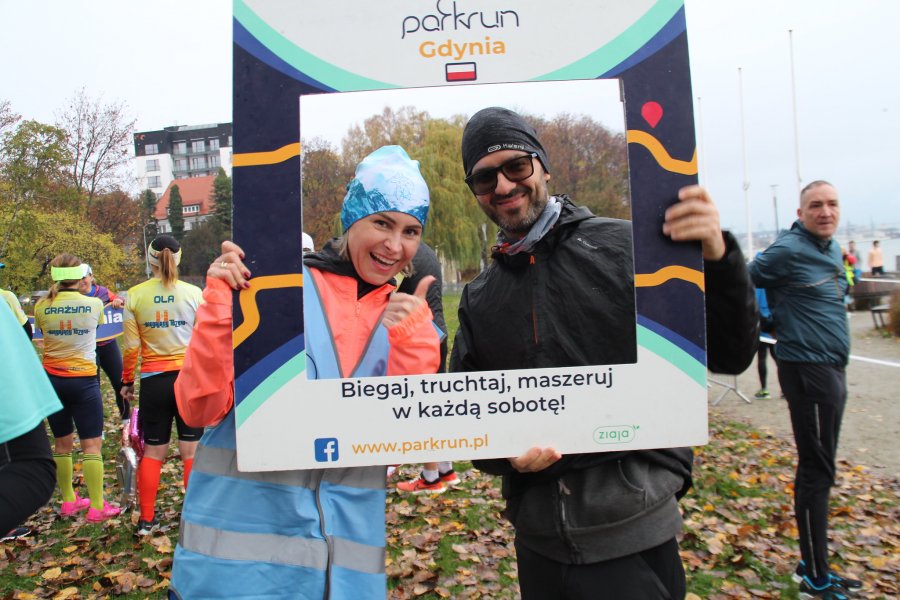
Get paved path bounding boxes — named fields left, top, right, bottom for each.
left=709, top=310, right=900, bottom=480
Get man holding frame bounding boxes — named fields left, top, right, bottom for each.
left=452, top=107, right=758, bottom=599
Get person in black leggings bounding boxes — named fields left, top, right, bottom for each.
left=79, top=265, right=128, bottom=422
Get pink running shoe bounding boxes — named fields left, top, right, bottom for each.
left=86, top=502, right=121, bottom=523
left=60, top=494, right=91, bottom=517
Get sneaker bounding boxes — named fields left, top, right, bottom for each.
left=396, top=473, right=448, bottom=494
left=60, top=494, right=91, bottom=517
left=1, top=527, right=31, bottom=541
left=798, top=577, right=854, bottom=599
left=793, top=561, right=863, bottom=592
left=135, top=518, right=160, bottom=537
left=754, top=388, right=771, bottom=399
left=438, top=470, right=461, bottom=487
left=828, top=572, right=862, bottom=592
left=86, top=501, right=121, bottom=523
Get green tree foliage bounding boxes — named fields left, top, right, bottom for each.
left=0, top=120, right=73, bottom=259
left=210, top=167, right=232, bottom=237
left=0, top=204, right=126, bottom=293
left=180, top=219, right=222, bottom=277
left=416, top=117, right=489, bottom=274
left=168, top=184, right=185, bottom=242
left=0, top=120, right=71, bottom=203
left=140, top=188, right=159, bottom=237
left=301, top=138, right=346, bottom=247
left=294, top=107, right=628, bottom=282
left=0, top=98, right=145, bottom=294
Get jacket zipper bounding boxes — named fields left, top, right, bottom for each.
left=313, top=470, right=332, bottom=599
left=557, top=478, right=578, bottom=560
left=530, top=255, right=538, bottom=344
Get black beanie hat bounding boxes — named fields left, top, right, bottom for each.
left=151, top=234, right=181, bottom=253
left=461, top=107, right=550, bottom=177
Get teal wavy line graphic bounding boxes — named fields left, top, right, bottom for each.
left=535, top=0, right=683, bottom=81
left=234, top=0, right=395, bottom=91
left=236, top=350, right=307, bottom=428
left=637, top=324, right=706, bottom=387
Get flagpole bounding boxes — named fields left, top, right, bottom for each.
left=739, top=67, right=752, bottom=257
left=789, top=29, right=802, bottom=198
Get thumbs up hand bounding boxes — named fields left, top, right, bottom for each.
left=382, top=275, right=435, bottom=328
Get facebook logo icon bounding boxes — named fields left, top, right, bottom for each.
left=314, top=438, right=339, bottom=462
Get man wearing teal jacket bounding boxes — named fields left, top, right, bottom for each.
left=750, top=180, right=862, bottom=599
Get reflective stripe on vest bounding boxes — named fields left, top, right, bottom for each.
left=175, top=412, right=387, bottom=598
left=304, top=266, right=389, bottom=379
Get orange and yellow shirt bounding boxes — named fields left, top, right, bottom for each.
left=34, top=290, right=104, bottom=377
left=122, top=278, right=202, bottom=383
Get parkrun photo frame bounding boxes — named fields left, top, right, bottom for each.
left=232, top=0, right=706, bottom=471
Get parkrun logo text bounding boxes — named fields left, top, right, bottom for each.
left=314, top=438, right=340, bottom=462
left=401, top=0, right=520, bottom=39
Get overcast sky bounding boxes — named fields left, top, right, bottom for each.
left=2, top=0, right=898, bottom=234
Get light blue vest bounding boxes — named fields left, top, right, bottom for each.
left=170, top=272, right=389, bottom=599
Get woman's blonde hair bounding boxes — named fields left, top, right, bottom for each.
left=43, top=253, right=82, bottom=304
left=148, top=235, right=181, bottom=288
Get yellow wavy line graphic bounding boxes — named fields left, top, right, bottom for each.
left=627, top=130, right=697, bottom=175
left=233, top=273, right=303, bottom=348
left=233, top=142, right=301, bottom=167
left=635, top=265, right=705, bottom=292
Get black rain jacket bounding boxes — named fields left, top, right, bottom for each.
left=451, top=196, right=758, bottom=564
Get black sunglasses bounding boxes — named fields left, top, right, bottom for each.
left=465, top=153, right=538, bottom=195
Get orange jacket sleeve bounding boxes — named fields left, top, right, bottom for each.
left=386, top=299, right=441, bottom=376
left=175, top=278, right=234, bottom=427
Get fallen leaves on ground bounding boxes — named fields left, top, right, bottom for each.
left=1, top=415, right=897, bottom=599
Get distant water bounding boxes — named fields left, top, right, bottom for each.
left=839, top=237, right=900, bottom=274
left=746, top=234, right=899, bottom=274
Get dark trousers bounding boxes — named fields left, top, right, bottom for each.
left=0, top=424, right=56, bottom=532
left=515, top=537, right=685, bottom=600
left=778, top=361, right=847, bottom=581
left=96, top=341, right=126, bottom=419
left=756, top=343, right=770, bottom=389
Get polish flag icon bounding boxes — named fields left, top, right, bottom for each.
left=446, top=62, right=477, bottom=82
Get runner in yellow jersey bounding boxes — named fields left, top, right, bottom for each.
left=0, top=262, right=32, bottom=339
left=34, top=254, right=121, bottom=523
left=120, top=235, right=202, bottom=536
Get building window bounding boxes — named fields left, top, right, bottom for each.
left=210, top=138, right=220, bottom=150
left=183, top=204, right=200, bottom=215
left=175, top=158, right=188, bottom=171
left=146, top=159, right=159, bottom=172
left=145, top=143, right=158, bottom=155
left=209, top=155, right=221, bottom=168
left=192, top=140, right=205, bottom=153
left=228, top=136, right=232, bottom=146
left=147, top=176, right=161, bottom=188
left=174, top=141, right=187, bottom=154
left=190, top=156, right=207, bottom=169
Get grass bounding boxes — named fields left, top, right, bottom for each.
left=4, top=292, right=897, bottom=598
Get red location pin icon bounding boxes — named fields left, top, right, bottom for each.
left=641, top=101, right=663, bottom=128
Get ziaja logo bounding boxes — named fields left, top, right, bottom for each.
left=314, top=438, right=340, bottom=462
left=401, top=0, right=521, bottom=39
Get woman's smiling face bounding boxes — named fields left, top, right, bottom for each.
left=347, top=211, right=422, bottom=285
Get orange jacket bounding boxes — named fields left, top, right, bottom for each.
left=176, top=269, right=439, bottom=427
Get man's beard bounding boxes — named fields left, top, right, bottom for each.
left=485, top=183, right=549, bottom=237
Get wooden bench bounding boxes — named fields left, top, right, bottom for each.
left=853, top=276, right=897, bottom=310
